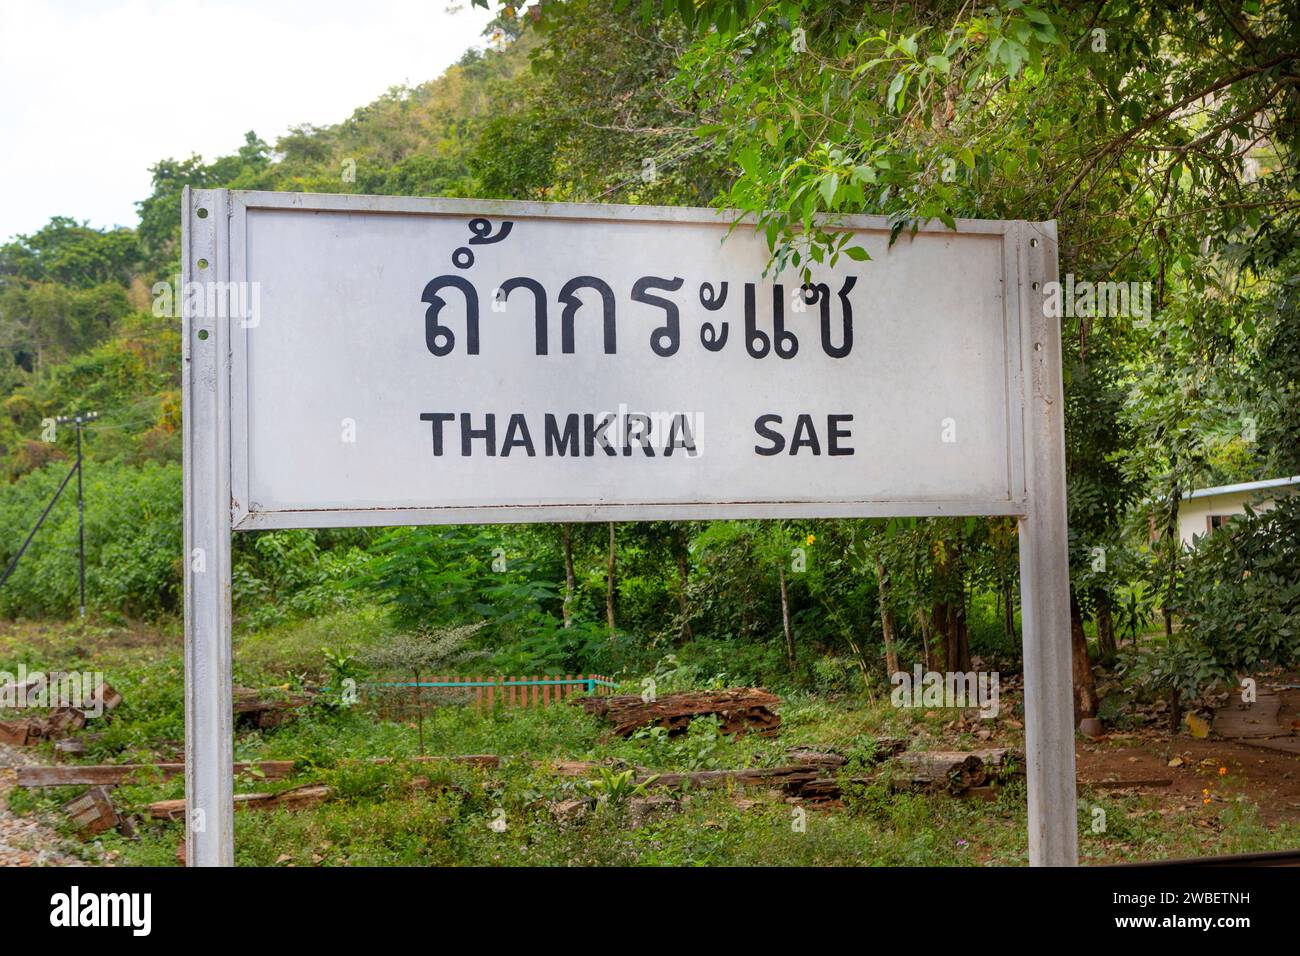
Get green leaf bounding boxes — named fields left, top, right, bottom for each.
left=819, top=172, right=839, bottom=207
left=887, top=72, right=906, bottom=111
left=1001, top=39, right=1027, bottom=77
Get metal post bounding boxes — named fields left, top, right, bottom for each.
left=182, top=187, right=235, bottom=866
left=1017, top=220, right=1078, bottom=866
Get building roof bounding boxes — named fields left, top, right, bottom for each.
left=1184, top=475, right=1300, bottom=500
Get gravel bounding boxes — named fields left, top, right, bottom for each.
left=0, top=743, right=88, bottom=867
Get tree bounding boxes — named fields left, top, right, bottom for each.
left=136, top=132, right=271, bottom=273
left=0, top=217, right=140, bottom=288
left=358, top=622, right=487, bottom=753
left=606, top=521, right=617, bottom=637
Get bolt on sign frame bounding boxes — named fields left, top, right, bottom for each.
left=183, top=187, right=1076, bottom=867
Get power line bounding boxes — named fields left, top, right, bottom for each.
left=0, top=460, right=80, bottom=595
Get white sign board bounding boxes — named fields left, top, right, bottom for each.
left=182, top=189, right=1075, bottom=868
left=220, top=194, right=1027, bottom=527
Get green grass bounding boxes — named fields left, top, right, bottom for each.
left=5, top=619, right=1300, bottom=867
left=233, top=606, right=392, bottom=676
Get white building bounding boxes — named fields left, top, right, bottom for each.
left=1177, top=476, right=1300, bottom=546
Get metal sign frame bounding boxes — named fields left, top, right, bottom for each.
left=182, top=187, right=1076, bottom=866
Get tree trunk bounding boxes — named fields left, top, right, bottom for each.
left=1003, top=576, right=1016, bottom=642
left=875, top=554, right=900, bottom=677
left=577, top=688, right=783, bottom=738
left=1070, top=591, right=1098, bottom=724
left=1163, top=480, right=1181, bottom=637
left=915, top=607, right=936, bottom=672
left=934, top=537, right=970, bottom=673
left=674, top=527, right=693, bottom=643
left=953, top=542, right=971, bottom=672
left=778, top=565, right=795, bottom=672
left=561, top=523, right=575, bottom=628
left=413, top=668, right=425, bottom=755
left=954, top=599, right=971, bottom=674
left=934, top=602, right=954, bottom=672
left=605, top=522, right=616, bottom=638
left=1096, top=592, right=1117, bottom=663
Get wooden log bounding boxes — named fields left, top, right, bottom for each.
left=574, top=688, right=782, bottom=737
left=785, top=739, right=910, bottom=766
left=17, top=760, right=297, bottom=788
left=19, top=754, right=497, bottom=787
left=794, top=776, right=875, bottom=801
left=968, top=747, right=1018, bottom=769
left=148, top=783, right=331, bottom=820
left=896, top=751, right=988, bottom=792
left=638, top=765, right=825, bottom=791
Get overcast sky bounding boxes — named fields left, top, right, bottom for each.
left=0, top=0, right=495, bottom=243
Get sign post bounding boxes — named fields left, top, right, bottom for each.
left=1016, top=222, right=1079, bottom=866
left=182, top=187, right=235, bottom=866
left=182, top=187, right=1076, bottom=867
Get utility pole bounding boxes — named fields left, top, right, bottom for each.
left=55, top=411, right=97, bottom=617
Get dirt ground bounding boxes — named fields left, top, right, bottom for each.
left=1077, top=683, right=1300, bottom=826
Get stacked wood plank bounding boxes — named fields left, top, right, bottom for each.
left=0, top=679, right=121, bottom=745
left=574, top=688, right=782, bottom=737
left=61, top=787, right=120, bottom=838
